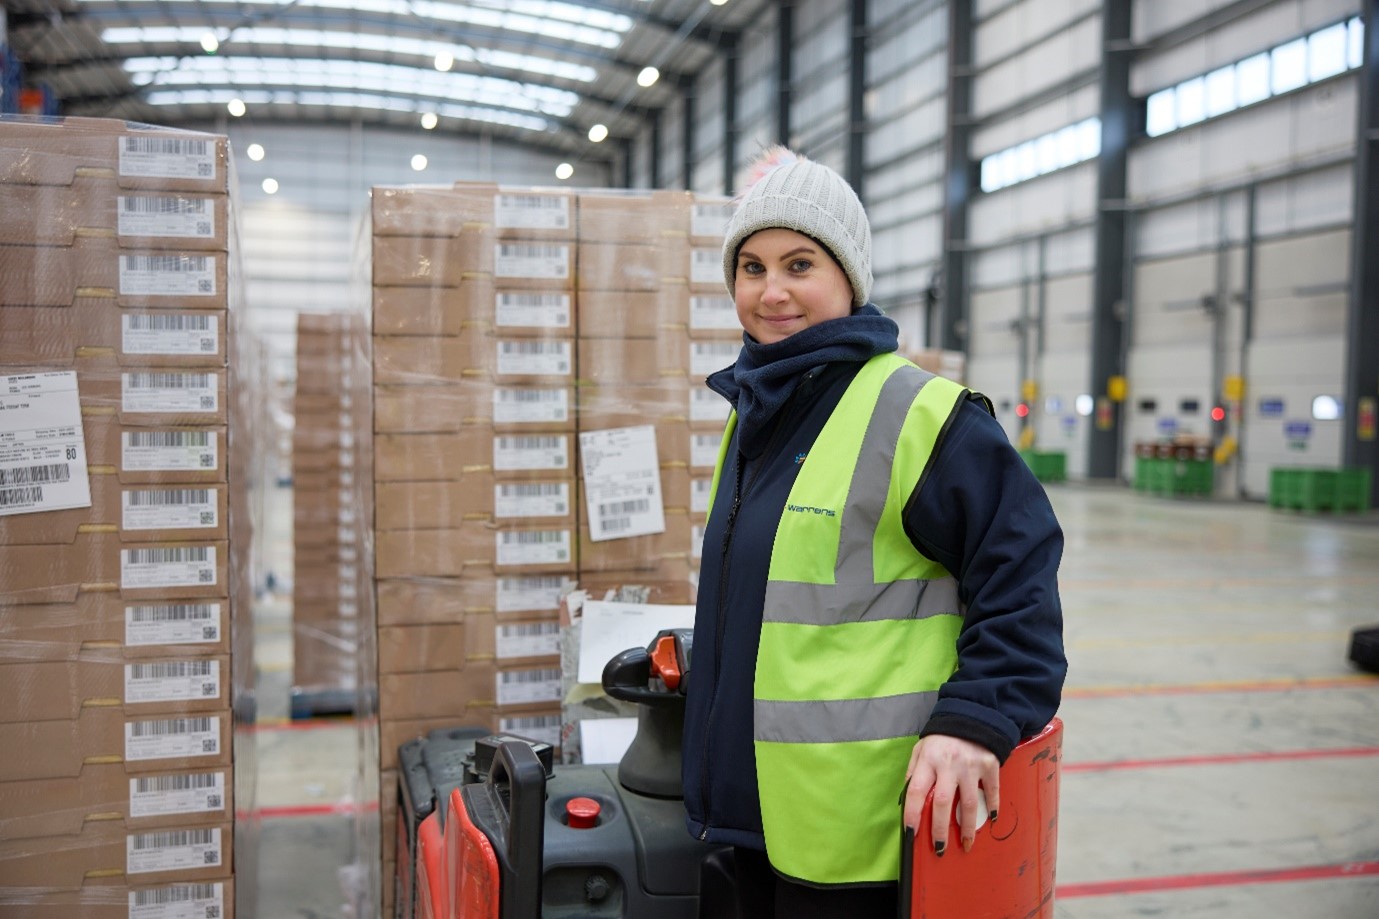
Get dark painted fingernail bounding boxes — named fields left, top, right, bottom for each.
left=933, top=841, right=945, bottom=857
left=989, top=810, right=998, bottom=823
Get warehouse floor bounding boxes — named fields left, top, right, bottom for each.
left=250, top=481, right=1379, bottom=918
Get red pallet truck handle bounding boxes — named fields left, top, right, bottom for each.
left=899, top=718, right=1063, bottom=919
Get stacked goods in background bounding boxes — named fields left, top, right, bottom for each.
left=369, top=184, right=734, bottom=915
left=291, top=312, right=370, bottom=718
left=0, top=116, right=258, bottom=919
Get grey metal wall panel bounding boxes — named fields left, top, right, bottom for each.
left=972, top=11, right=1101, bottom=118
left=1251, top=228, right=1351, bottom=337
left=1242, top=336, right=1346, bottom=494
left=971, top=83, right=1099, bottom=158
left=968, top=161, right=1098, bottom=246
left=1255, top=162, right=1355, bottom=234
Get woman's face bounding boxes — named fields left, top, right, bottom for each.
left=733, top=227, right=853, bottom=344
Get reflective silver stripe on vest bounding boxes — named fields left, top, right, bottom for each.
left=755, top=691, right=941, bottom=743
left=764, top=362, right=959, bottom=626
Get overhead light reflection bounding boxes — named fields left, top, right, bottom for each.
left=262, top=177, right=279, bottom=194
left=587, top=123, right=608, bottom=143
left=420, top=112, right=439, bottom=130
left=411, top=154, right=428, bottom=171
left=227, top=98, right=246, bottom=116
left=555, top=163, right=573, bottom=180
left=637, top=66, right=659, bottom=88
left=435, top=51, right=454, bottom=72
left=200, top=33, right=219, bottom=53
left=246, top=143, right=265, bottom=161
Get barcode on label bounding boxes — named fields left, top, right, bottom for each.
left=501, top=531, right=565, bottom=545
left=0, top=463, right=70, bottom=486
left=124, top=137, right=209, bottom=157
left=125, top=314, right=213, bottom=331
left=125, top=488, right=212, bottom=506
left=129, top=717, right=214, bottom=737
left=133, top=773, right=220, bottom=793
left=498, top=483, right=565, bottom=498
left=129, top=604, right=216, bottom=623
left=125, top=547, right=211, bottom=564
left=124, top=255, right=210, bottom=273
left=497, top=389, right=564, bottom=402
left=600, top=499, right=650, bottom=518
left=499, top=341, right=568, bottom=355
left=126, top=431, right=211, bottom=447
left=122, top=197, right=208, bottom=215
left=0, top=485, right=43, bottom=506
left=499, top=668, right=561, bottom=684
left=131, top=828, right=216, bottom=850
left=125, top=372, right=212, bottom=389
left=499, top=244, right=565, bottom=259
left=132, top=883, right=220, bottom=906
left=129, top=661, right=214, bottom=680
left=498, top=436, right=564, bottom=450
left=498, top=194, right=565, bottom=209
left=501, top=714, right=561, bottom=731
left=499, top=293, right=568, bottom=307
left=500, top=576, right=568, bottom=591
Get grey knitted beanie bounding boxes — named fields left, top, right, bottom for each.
left=721, top=147, right=873, bottom=309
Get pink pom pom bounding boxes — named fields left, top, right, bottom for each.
left=736, top=145, right=804, bottom=200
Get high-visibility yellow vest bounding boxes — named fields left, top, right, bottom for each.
left=705, top=352, right=969, bottom=885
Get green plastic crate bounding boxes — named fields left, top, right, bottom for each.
left=1020, top=450, right=1067, bottom=484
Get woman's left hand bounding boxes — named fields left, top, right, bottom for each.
left=902, top=734, right=999, bottom=856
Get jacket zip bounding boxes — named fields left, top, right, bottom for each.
left=696, top=370, right=818, bottom=841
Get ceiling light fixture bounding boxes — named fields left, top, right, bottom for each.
left=587, top=123, right=608, bottom=143
left=200, top=32, right=219, bottom=54
left=435, top=51, right=454, bottom=72
left=420, top=112, right=439, bottom=130
left=412, top=154, right=429, bottom=171
left=637, top=66, right=660, bottom=88
left=227, top=98, right=246, bottom=117
left=262, top=178, right=279, bottom=194
left=246, top=143, right=265, bottom=161
left=555, top=163, right=574, bottom=180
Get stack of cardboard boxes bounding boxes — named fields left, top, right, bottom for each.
left=0, top=116, right=253, bottom=919
left=291, top=312, right=369, bottom=717
left=369, top=183, right=734, bottom=915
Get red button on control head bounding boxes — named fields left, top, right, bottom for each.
left=566, top=797, right=601, bottom=829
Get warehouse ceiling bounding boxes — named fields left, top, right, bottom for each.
left=3, top=0, right=758, bottom=158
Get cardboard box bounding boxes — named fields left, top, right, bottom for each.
left=373, top=184, right=576, bottom=238
left=578, top=558, right=699, bottom=606
left=688, top=244, right=726, bottom=291
left=80, top=416, right=227, bottom=485
left=0, top=654, right=231, bottom=722
left=375, top=573, right=574, bottom=627
left=576, top=288, right=690, bottom=339
left=0, top=303, right=229, bottom=367
left=375, top=476, right=575, bottom=530
left=372, top=234, right=574, bottom=289
left=1, top=180, right=230, bottom=250
left=0, top=473, right=229, bottom=545
left=375, top=526, right=575, bottom=579
left=374, top=430, right=573, bottom=482
left=68, top=365, right=229, bottom=427
left=0, top=704, right=232, bottom=783
left=576, top=190, right=691, bottom=243
left=373, top=383, right=574, bottom=434
left=0, top=118, right=230, bottom=193
left=379, top=611, right=561, bottom=675
left=577, top=510, right=694, bottom=574
left=576, top=336, right=689, bottom=385
left=374, top=332, right=575, bottom=386
left=0, top=591, right=231, bottom=659
left=904, top=347, right=967, bottom=383
left=0, top=763, right=233, bottom=840
left=0, top=819, right=233, bottom=888
left=374, top=279, right=575, bottom=338
left=381, top=663, right=562, bottom=721
left=0, top=238, right=229, bottom=309
left=294, top=388, right=360, bottom=415
left=689, top=196, right=734, bottom=244
left=576, top=240, right=688, bottom=291
left=576, top=381, right=689, bottom=429
left=0, top=534, right=230, bottom=604
left=0, top=878, right=235, bottom=919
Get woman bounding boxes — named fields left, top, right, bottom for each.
left=681, top=147, right=1067, bottom=917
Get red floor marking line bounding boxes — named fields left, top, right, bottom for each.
left=1066, top=745, right=1379, bottom=773
left=1064, top=674, right=1377, bottom=699
left=1057, top=860, right=1379, bottom=898
left=254, top=800, right=380, bottom=820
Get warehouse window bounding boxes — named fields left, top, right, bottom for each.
left=979, top=117, right=1101, bottom=193
left=1146, top=17, right=1363, bottom=139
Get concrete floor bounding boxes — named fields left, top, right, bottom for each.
left=250, top=482, right=1379, bottom=917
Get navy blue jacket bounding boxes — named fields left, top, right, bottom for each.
left=681, top=359, right=1066, bottom=850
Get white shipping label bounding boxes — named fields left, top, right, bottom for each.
left=129, top=882, right=224, bottom=919
left=123, top=430, right=219, bottom=473
left=691, top=478, right=713, bottom=514
left=121, top=545, right=217, bottom=589
left=690, top=295, right=740, bottom=331
left=126, top=827, right=222, bottom=875
left=496, top=667, right=562, bottom=706
left=126, top=603, right=222, bottom=646
left=119, top=135, right=217, bottom=181
left=495, top=482, right=569, bottom=519
left=496, top=340, right=572, bottom=376
left=690, top=388, right=731, bottom=423
left=690, top=341, right=740, bottom=377
left=118, top=196, right=217, bottom=240
left=578, top=425, right=665, bottom=542
left=495, top=529, right=571, bottom=567
left=126, top=716, right=222, bottom=762
left=0, top=371, right=92, bottom=516
left=493, top=388, right=568, bottom=425
left=692, top=202, right=734, bottom=238
left=122, top=372, right=219, bottom=414
left=499, top=713, right=562, bottom=749
left=494, top=434, right=568, bottom=472
left=495, top=193, right=571, bottom=230
left=129, top=772, right=226, bottom=818
left=495, top=243, right=570, bottom=280
left=122, top=314, right=220, bottom=356
left=691, top=433, right=722, bottom=469
left=495, top=292, right=571, bottom=329
left=120, top=254, right=217, bottom=297
left=125, top=660, right=221, bottom=704
left=123, top=487, right=219, bottom=531
left=496, top=621, right=562, bottom=659
left=496, top=575, right=573, bottom=613
left=691, top=248, right=721, bottom=285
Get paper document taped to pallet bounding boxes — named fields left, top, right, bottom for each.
left=0, top=371, right=92, bottom=517
left=576, top=599, right=695, bottom=684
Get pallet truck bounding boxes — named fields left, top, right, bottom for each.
left=399, top=628, right=1063, bottom=919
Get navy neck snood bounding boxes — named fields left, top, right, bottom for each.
left=707, top=304, right=900, bottom=454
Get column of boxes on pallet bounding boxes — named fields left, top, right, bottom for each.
left=0, top=117, right=246, bottom=918
left=370, top=184, right=734, bottom=915
left=291, top=312, right=369, bottom=717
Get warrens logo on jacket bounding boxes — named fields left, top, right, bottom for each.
left=785, top=503, right=836, bottom=517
